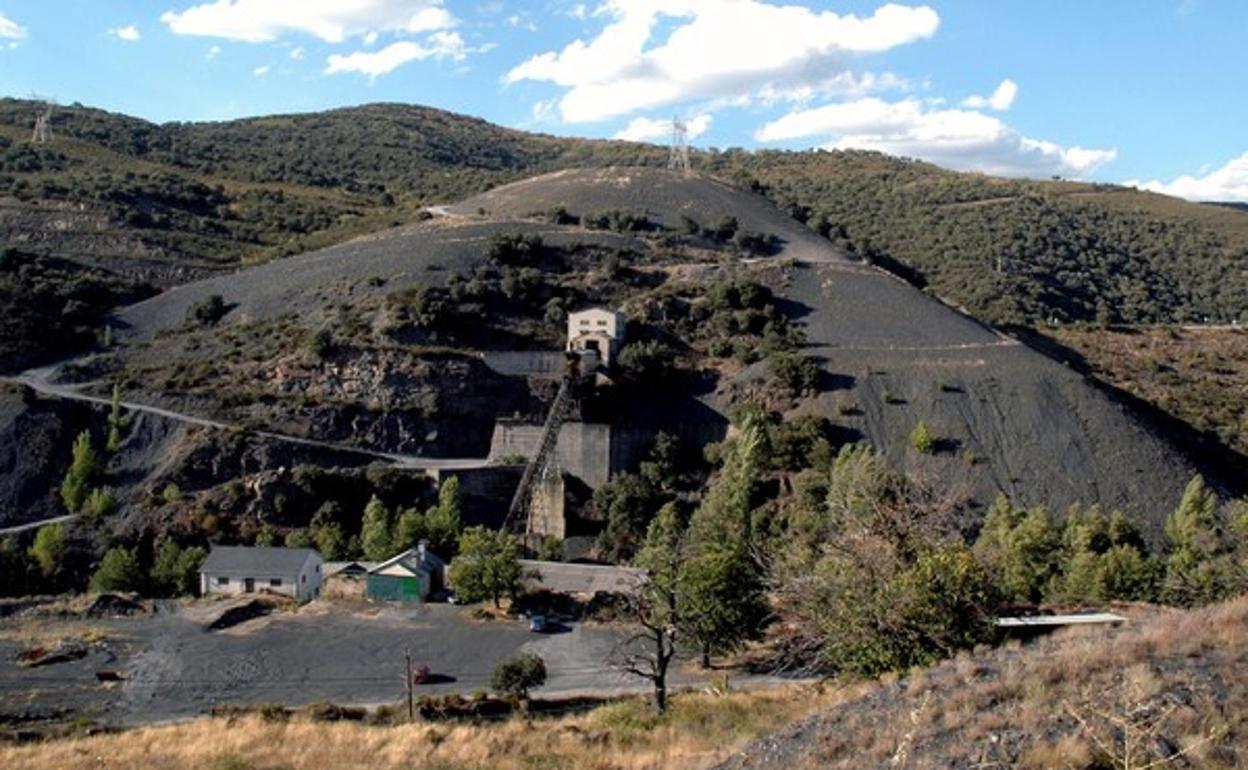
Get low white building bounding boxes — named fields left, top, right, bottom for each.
left=567, top=307, right=626, bottom=367
left=199, top=546, right=323, bottom=603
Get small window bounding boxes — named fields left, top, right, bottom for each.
left=301, top=575, right=306, bottom=584
left=597, top=320, right=607, bottom=326
left=270, top=578, right=282, bottom=587
left=217, top=576, right=229, bottom=586
left=316, top=565, right=321, bottom=573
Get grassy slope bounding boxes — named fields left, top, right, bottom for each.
left=717, top=596, right=1247, bottom=770
left=1045, top=326, right=1248, bottom=456
left=4, top=598, right=1243, bottom=770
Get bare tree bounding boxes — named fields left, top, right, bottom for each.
left=612, top=503, right=683, bottom=713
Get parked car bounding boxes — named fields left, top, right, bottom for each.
left=528, top=614, right=548, bottom=633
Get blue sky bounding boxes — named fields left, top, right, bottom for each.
left=1, top=1, right=1245, bottom=200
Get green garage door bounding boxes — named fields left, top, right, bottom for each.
left=367, top=574, right=425, bottom=602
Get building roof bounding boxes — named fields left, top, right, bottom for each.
left=368, top=546, right=444, bottom=577
left=324, top=560, right=376, bottom=577
left=995, top=613, right=1126, bottom=628
left=200, top=546, right=320, bottom=577
left=519, top=560, right=645, bottom=595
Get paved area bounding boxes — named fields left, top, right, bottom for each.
left=0, top=602, right=628, bottom=726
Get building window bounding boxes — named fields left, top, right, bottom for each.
left=270, top=578, right=282, bottom=587
left=301, top=575, right=306, bottom=584
left=597, top=320, right=607, bottom=326
left=217, top=576, right=229, bottom=586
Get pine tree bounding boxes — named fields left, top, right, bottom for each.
left=60, top=430, right=100, bottom=513
left=105, top=384, right=129, bottom=452
left=687, top=412, right=763, bottom=548
left=90, top=547, right=144, bottom=593
left=29, top=523, right=66, bottom=580
left=314, top=522, right=348, bottom=560
left=1163, top=474, right=1234, bottom=606
left=425, top=476, right=463, bottom=556
left=360, top=494, right=394, bottom=560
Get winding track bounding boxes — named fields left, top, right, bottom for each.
left=0, top=366, right=492, bottom=535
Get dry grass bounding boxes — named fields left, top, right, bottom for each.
left=0, top=684, right=839, bottom=770
left=717, top=597, right=1248, bottom=770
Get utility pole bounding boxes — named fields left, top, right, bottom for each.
left=404, top=647, right=414, bottom=722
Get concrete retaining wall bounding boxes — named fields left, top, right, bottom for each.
left=480, top=351, right=568, bottom=377
left=488, top=421, right=614, bottom=488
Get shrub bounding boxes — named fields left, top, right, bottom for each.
left=486, top=233, right=543, bottom=264
left=448, top=527, right=523, bottom=607
left=491, top=653, right=547, bottom=699
left=909, top=421, right=936, bottom=454
left=161, top=482, right=182, bottom=504
left=306, top=328, right=334, bottom=360
left=82, top=487, right=116, bottom=523
left=617, top=339, right=677, bottom=383
left=91, top=547, right=144, bottom=593
left=187, top=294, right=228, bottom=326
left=768, top=352, right=819, bottom=395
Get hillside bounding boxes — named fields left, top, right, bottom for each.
left=3, top=168, right=1239, bottom=546
left=3, top=597, right=1243, bottom=770
left=2, top=99, right=1245, bottom=458
left=716, top=596, right=1247, bottom=770
left=707, top=150, right=1248, bottom=327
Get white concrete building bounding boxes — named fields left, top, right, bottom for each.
left=567, top=307, right=626, bottom=367
left=199, top=546, right=323, bottom=602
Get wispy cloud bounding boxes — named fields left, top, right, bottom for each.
left=0, top=13, right=27, bottom=40
left=962, top=79, right=1017, bottom=111
left=324, top=32, right=468, bottom=77
left=161, top=0, right=456, bottom=44
left=1127, top=152, right=1248, bottom=202
left=757, top=97, right=1116, bottom=179
left=108, top=24, right=142, bottom=43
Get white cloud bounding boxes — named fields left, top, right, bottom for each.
left=756, top=97, right=1117, bottom=179
left=614, top=113, right=712, bottom=142
left=206, top=44, right=222, bottom=59
left=109, top=24, right=142, bottom=42
left=325, top=32, right=467, bottom=77
left=1126, top=153, right=1248, bottom=202
left=0, top=13, right=27, bottom=40
left=289, top=46, right=305, bottom=60
left=161, top=0, right=456, bottom=44
left=505, top=0, right=940, bottom=123
left=507, top=13, right=537, bottom=32
left=962, top=78, right=1017, bottom=111
left=252, top=64, right=270, bottom=76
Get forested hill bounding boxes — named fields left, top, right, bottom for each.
left=1, top=98, right=1245, bottom=332
left=705, top=151, right=1248, bottom=327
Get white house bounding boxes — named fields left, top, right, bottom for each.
left=566, top=307, right=626, bottom=367
left=199, top=546, right=323, bottom=603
